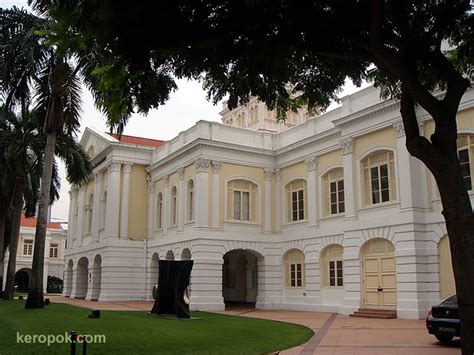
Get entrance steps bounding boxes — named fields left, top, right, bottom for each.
left=350, top=308, right=397, bottom=319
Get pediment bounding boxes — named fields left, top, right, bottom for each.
left=80, top=127, right=118, bottom=159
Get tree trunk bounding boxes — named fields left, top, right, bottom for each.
left=25, top=131, right=57, bottom=309
left=2, top=180, right=25, bottom=301
left=0, top=208, right=6, bottom=290
left=400, top=92, right=474, bottom=354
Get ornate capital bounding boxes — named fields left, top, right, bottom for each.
left=122, top=163, right=133, bottom=173
left=264, top=168, right=274, bottom=181
left=178, top=168, right=185, bottom=180
left=108, top=161, right=121, bottom=173
left=339, top=137, right=353, bottom=155
left=211, top=161, right=223, bottom=174
left=274, top=168, right=281, bottom=182
left=146, top=174, right=151, bottom=183
left=195, top=158, right=210, bottom=173
left=305, top=157, right=316, bottom=172
left=393, top=121, right=405, bottom=138
left=163, top=176, right=169, bottom=187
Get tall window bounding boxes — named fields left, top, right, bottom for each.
left=156, top=192, right=163, bottom=229
left=227, top=180, right=257, bottom=222
left=170, top=186, right=177, bottom=226
left=287, top=179, right=307, bottom=222
left=284, top=249, right=305, bottom=288
left=49, top=243, right=59, bottom=258
left=23, top=240, right=33, bottom=256
left=100, top=191, right=107, bottom=228
left=362, top=151, right=396, bottom=205
left=187, top=179, right=194, bottom=222
left=321, top=245, right=344, bottom=287
left=85, top=193, right=94, bottom=234
left=323, top=168, right=345, bottom=216
left=457, top=134, right=473, bottom=190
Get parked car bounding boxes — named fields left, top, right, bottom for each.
left=426, top=295, right=460, bottom=343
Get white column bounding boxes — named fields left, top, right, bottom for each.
left=120, top=163, right=132, bottom=238
left=264, top=168, right=273, bottom=233
left=211, top=161, right=222, bottom=230
left=91, top=173, right=101, bottom=243
left=275, top=169, right=282, bottom=232
left=162, top=176, right=170, bottom=235
left=305, top=157, right=318, bottom=226
left=178, top=168, right=185, bottom=233
left=76, top=188, right=86, bottom=246
left=146, top=175, right=155, bottom=239
left=105, top=161, right=121, bottom=238
left=66, top=189, right=77, bottom=249
left=393, top=121, right=428, bottom=210
left=195, top=159, right=210, bottom=228
left=340, top=137, right=357, bottom=219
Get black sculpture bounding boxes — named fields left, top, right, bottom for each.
left=150, top=260, right=194, bottom=318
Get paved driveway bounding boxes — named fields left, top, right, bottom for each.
left=49, top=296, right=460, bottom=354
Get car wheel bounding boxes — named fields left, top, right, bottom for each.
left=435, top=334, right=453, bottom=344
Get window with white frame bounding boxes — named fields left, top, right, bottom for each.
left=284, top=249, right=305, bottom=288
left=323, top=168, right=345, bottom=216
left=186, top=179, right=194, bottom=222
left=457, top=134, right=473, bottom=191
left=170, top=186, right=177, bottom=226
left=321, top=244, right=343, bottom=287
left=49, top=243, right=59, bottom=258
left=226, top=180, right=257, bottom=222
left=362, top=151, right=396, bottom=206
left=84, top=193, right=94, bottom=234
left=286, top=179, right=307, bottom=222
left=156, top=192, right=163, bottom=229
left=23, top=240, right=33, bottom=256
left=100, top=191, right=107, bottom=229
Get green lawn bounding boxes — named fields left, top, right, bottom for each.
left=0, top=301, right=313, bottom=354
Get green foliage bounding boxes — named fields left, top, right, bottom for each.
left=0, top=301, right=313, bottom=354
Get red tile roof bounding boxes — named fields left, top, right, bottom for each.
left=107, top=133, right=165, bottom=148
left=20, top=214, right=63, bottom=230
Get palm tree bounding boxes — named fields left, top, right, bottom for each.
left=1, top=8, right=91, bottom=307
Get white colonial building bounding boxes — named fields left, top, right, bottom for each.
left=1, top=214, right=67, bottom=292
left=63, top=87, right=474, bottom=319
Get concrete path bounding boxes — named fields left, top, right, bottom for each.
left=49, top=296, right=460, bottom=354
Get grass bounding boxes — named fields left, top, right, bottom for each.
left=0, top=300, right=313, bottom=354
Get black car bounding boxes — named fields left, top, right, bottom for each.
left=426, top=295, right=460, bottom=343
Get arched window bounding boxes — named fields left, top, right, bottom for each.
left=286, top=179, right=307, bottom=222
left=362, top=151, right=396, bottom=206
left=321, top=244, right=343, bottom=287
left=156, top=192, right=163, bottom=229
left=186, top=180, right=194, bottom=222
left=100, top=191, right=107, bottom=229
left=170, top=186, right=177, bottom=226
left=322, top=168, right=344, bottom=216
left=284, top=249, right=305, bottom=288
left=226, top=179, right=257, bottom=222
left=85, top=193, right=94, bottom=234
left=457, top=134, right=473, bottom=190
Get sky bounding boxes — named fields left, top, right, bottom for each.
left=1, top=0, right=369, bottom=222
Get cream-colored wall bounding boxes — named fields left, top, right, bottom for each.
left=280, top=161, right=307, bottom=183
left=128, top=165, right=148, bottom=240
left=355, top=126, right=396, bottom=158
left=219, top=163, right=265, bottom=229
left=439, top=235, right=456, bottom=300
left=457, top=108, right=474, bottom=131
left=317, top=149, right=343, bottom=173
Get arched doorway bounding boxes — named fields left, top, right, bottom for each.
left=15, top=268, right=31, bottom=292
left=361, top=239, right=397, bottom=310
left=222, top=250, right=261, bottom=308
left=181, top=248, right=191, bottom=261
left=64, top=260, right=73, bottom=297
left=165, top=250, right=174, bottom=260
left=91, top=255, right=102, bottom=301
left=75, top=257, right=89, bottom=299
left=439, top=235, right=455, bottom=299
